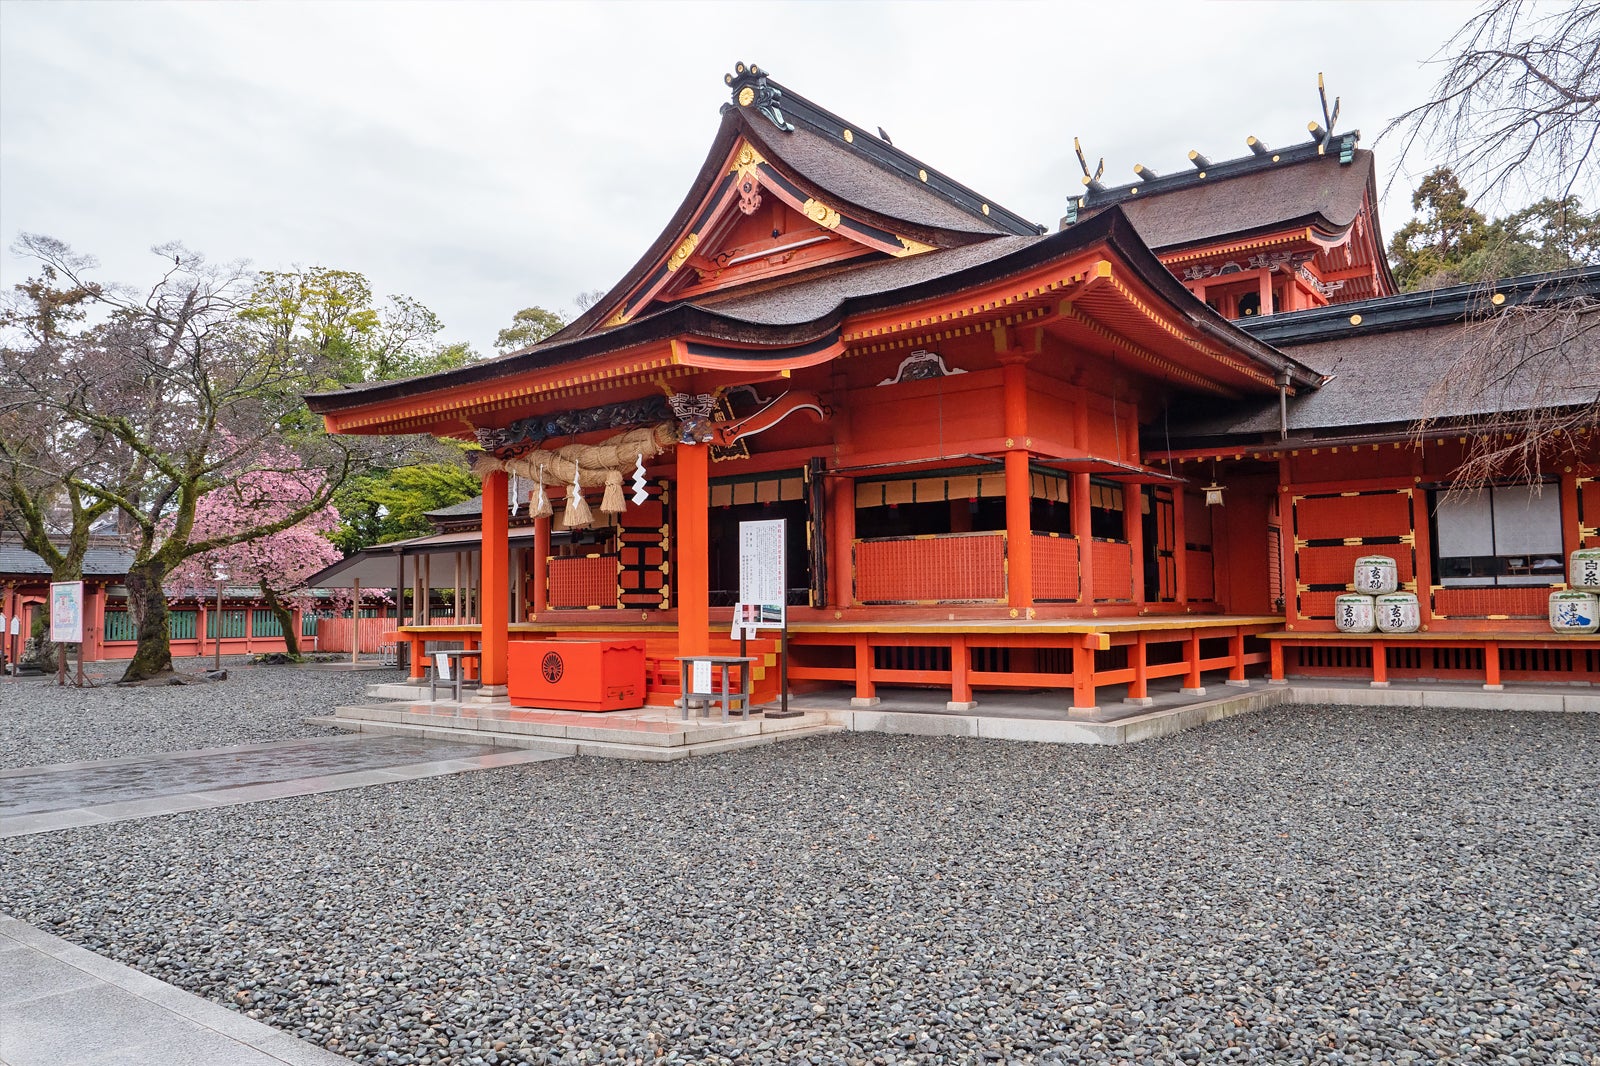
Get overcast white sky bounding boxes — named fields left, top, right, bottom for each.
left=1, top=0, right=1478, bottom=355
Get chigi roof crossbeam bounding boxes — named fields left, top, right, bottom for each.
left=724, top=62, right=1045, bottom=238
left=1063, top=132, right=1362, bottom=224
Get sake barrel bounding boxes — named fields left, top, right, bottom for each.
left=1571, top=548, right=1600, bottom=590
left=1548, top=590, right=1599, bottom=634
left=1374, top=591, right=1420, bottom=634
left=1353, top=555, right=1398, bottom=595
left=1334, top=594, right=1376, bottom=633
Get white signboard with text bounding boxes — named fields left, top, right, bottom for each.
left=737, top=519, right=786, bottom=636
left=50, top=581, right=84, bottom=644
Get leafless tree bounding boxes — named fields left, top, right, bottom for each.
left=1, top=235, right=380, bottom=681
left=1415, top=282, right=1599, bottom=496
left=1384, top=0, right=1600, bottom=208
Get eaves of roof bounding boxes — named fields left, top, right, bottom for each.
left=306, top=208, right=1324, bottom=423
left=1239, top=266, right=1600, bottom=347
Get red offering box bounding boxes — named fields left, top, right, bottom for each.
left=507, top=639, right=647, bottom=712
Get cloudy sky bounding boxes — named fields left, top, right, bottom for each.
left=2, top=1, right=1479, bottom=355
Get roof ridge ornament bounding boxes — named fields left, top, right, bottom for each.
left=725, top=62, right=794, bottom=132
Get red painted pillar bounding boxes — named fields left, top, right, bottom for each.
left=1125, top=485, right=1145, bottom=606
left=1001, top=355, right=1032, bottom=611
left=1172, top=487, right=1188, bottom=605
left=852, top=633, right=876, bottom=705
left=1182, top=629, right=1204, bottom=694
left=1127, top=632, right=1150, bottom=702
left=1072, top=633, right=1098, bottom=711
left=479, top=470, right=510, bottom=696
left=948, top=635, right=974, bottom=709
left=675, top=442, right=711, bottom=656
left=1074, top=472, right=1095, bottom=607
left=532, top=514, right=551, bottom=616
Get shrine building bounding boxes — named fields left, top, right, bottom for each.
left=306, top=64, right=1600, bottom=710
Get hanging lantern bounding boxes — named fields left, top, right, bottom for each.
left=1203, top=481, right=1225, bottom=507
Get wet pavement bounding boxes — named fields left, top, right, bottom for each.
left=0, top=734, right=567, bottom=837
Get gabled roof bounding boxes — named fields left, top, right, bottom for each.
left=1064, top=136, right=1398, bottom=300
left=551, top=64, right=1042, bottom=344
left=307, top=207, right=1326, bottom=436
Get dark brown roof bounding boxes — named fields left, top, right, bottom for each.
left=737, top=113, right=1011, bottom=240
left=1165, top=269, right=1600, bottom=442
left=307, top=209, right=1323, bottom=421
left=1078, top=149, right=1376, bottom=252
left=696, top=235, right=1042, bottom=326
left=550, top=73, right=1043, bottom=345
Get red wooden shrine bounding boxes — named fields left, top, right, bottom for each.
left=306, top=64, right=1599, bottom=708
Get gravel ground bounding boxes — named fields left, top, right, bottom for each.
left=0, top=658, right=402, bottom=768
left=2, top=704, right=1598, bottom=1065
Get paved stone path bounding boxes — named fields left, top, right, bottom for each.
left=0, top=916, right=353, bottom=1066
left=0, top=733, right=566, bottom=837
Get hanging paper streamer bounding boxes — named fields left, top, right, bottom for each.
left=631, top=453, right=649, bottom=506
left=532, top=465, right=552, bottom=519
left=509, top=474, right=521, bottom=516
left=561, top=459, right=593, bottom=528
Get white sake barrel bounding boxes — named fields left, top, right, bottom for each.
left=1572, top=548, right=1600, bottom=590
left=1353, top=555, right=1399, bottom=594
left=1549, top=590, right=1599, bottom=634
left=1334, top=594, right=1376, bottom=633
left=1374, top=592, right=1420, bottom=634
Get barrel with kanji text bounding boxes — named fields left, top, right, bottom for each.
left=1374, top=592, right=1420, bottom=634
left=1334, top=594, right=1376, bottom=633
left=1571, top=548, right=1600, bottom=590
left=1353, top=555, right=1398, bottom=595
left=1549, top=590, right=1599, bottom=634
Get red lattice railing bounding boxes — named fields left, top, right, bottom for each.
left=854, top=533, right=1006, bottom=603
left=549, top=555, right=619, bottom=609
left=1091, top=540, right=1133, bottom=601
left=1032, top=534, right=1080, bottom=601
left=1433, top=586, right=1550, bottom=619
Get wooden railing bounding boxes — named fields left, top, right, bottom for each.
left=549, top=554, right=619, bottom=609
left=1090, top=540, right=1133, bottom=601
left=1031, top=533, right=1080, bottom=601
left=1432, top=585, right=1551, bottom=620
left=854, top=532, right=1006, bottom=604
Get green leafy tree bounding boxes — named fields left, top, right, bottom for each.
left=240, top=268, right=470, bottom=383
left=1390, top=168, right=1599, bottom=289
left=495, top=306, right=567, bottom=353
left=1388, top=169, right=1491, bottom=289
left=331, top=462, right=481, bottom=554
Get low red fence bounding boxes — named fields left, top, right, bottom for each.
left=549, top=555, right=619, bottom=609
left=1031, top=534, right=1080, bottom=601
left=854, top=532, right=1006, bottom=604
left=316, top=617, right=398, bottom=653
left=1432, top=586, right=1550, bottom=620
left=1090, top=540, right=1133, bottom=601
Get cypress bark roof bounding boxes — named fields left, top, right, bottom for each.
left=1163, top=268, right=1600, bottom=443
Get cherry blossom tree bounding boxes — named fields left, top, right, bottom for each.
left=169, top=453, right=341, bottom=659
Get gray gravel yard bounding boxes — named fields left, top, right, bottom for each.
left=0, top=660, right=401, bottom=768
left=2, top=704, right=1597, bottom=1065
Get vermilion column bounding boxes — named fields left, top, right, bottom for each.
left=1001, top=355, right=1033, bottom=609
left=479, top=470, right=510, bottom=696
left=1073, top=471, right=1094, bottom=605
left=676, top=442, right=711, bottom=656
left=532, top=514, right=551, bottom=616
left=1125, top=485, right=1145, bottom=605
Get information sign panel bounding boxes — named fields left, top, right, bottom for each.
left=738, top=520, right=786, bottom=631
left=50, top=581, right=84, bottom=644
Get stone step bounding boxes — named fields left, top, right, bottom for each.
left=309, top=715, right=840, bottom=762
left=334, top=703, right=779, bottom=747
